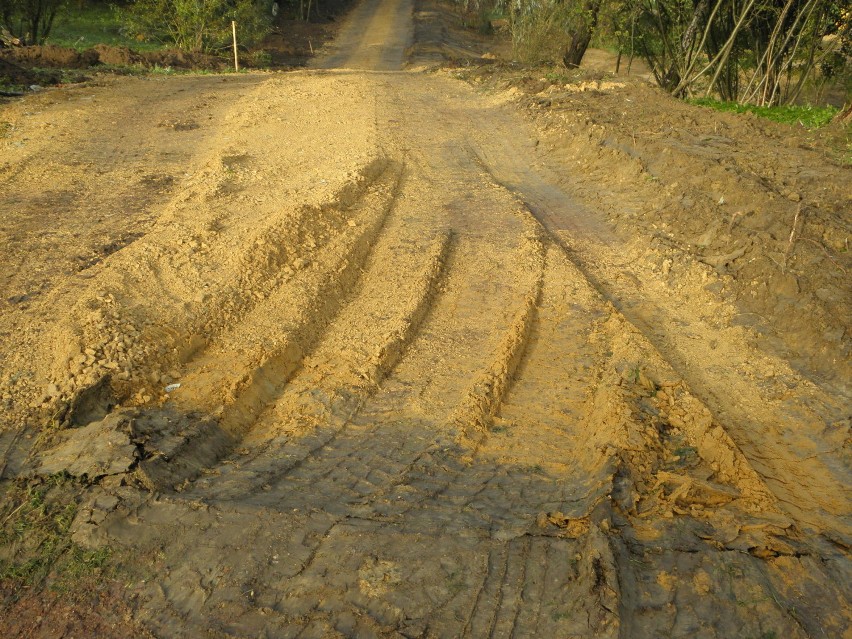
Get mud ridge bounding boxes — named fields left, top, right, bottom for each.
left=359, top=229, right=454, bottom=386
left=192, top=229, right=455, bottom=498
left=19, top=78, right=386, bottom=434
left=451, top=230, right=545, bottom=443
left=30, top=158, right=405, bottom=492
left=147, top=159, right=405, bottom=490
left=521, top=212, right=789, bottom=528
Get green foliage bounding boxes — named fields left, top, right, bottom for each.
left=46, top=2, right=162, bottom=50
left=510, top=0, right=593, bottom=64
left=246, top=47, right=272, bottom=66
left=0, top=473, right=112, bottom=592
left=628, top=0, right=850, bottom=105
left=494, top=0, right=850, bottom=106
left=0, top=0, right=66, bottom=44
left=123, top=0, right=272, bottom=53
left=54, top=545, right=112, bottom=591
left=688, top=98, right=839, bottom=128
left=0, top=473, right=76, bottom=586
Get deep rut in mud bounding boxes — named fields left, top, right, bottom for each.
left=1, top=0, right=850, bottom=636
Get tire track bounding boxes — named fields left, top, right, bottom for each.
left=198, top=226, right=454, bottom=498
left=126, top=159, right=404, bottom=490
left=240, top=203, right=542, bottom=512
left=466, top=104, right=850, bottom=537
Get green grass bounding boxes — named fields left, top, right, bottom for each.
left=0, top=474, right=113, bottom=593
left=688, top=98, right=839, bottom=128
left=0, top=474, right=76, bottom=585
left=46, top=4, right=163, bottom=52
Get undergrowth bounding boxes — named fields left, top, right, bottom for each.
left=46, top=4, right=164, bottom=52
left=688, top=98, right=839, bottom=128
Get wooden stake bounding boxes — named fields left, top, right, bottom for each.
left=232, top=21, right=239, bottom=72
left=783, top=203, right=803, bottom=271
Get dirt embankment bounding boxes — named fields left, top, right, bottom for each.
left=454, top=65, right=851, bottom=392
left=0, top=45, right=259, bottom=92
left=410, top=0, right=851, bottom=390
left=0, top=44, right=237, bottom=81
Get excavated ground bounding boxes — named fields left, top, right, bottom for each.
left=0, top=0, right=849, bottom=636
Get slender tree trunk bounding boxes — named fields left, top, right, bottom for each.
left=680, top=0, right=709, bottom=68
left=673, top=0, right=729, bottom=96
left=701, top=0, right=757, bottom=98
left=627, top=14, right=635, bottom=74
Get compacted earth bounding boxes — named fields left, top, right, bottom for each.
left=0, top=0, right=849, bottom=637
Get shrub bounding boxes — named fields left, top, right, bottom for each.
left=124, top=0, right=271, bottom=53
left=509, top=0, right=601, bottom=67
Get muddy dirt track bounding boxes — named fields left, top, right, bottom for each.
left=1, top=0, right=851, bottom=636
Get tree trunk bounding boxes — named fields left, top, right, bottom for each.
left=562, top=30, right=592, bottom=68
left=561, top=0, right=601, bottom=69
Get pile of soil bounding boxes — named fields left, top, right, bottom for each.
left=262, top=16, right=345, bottom=66
left=0, top=44, right=232, bottom=72
left=0, top=58, right=60, bottom=88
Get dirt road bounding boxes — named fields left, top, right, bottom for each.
left=1, top=0, right=850, bottom=636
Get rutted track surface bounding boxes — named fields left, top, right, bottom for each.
left=1, top=0, right=850, bottom=636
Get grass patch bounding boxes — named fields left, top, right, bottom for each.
left=46, top=4, right=163, bottom=52
left=0, top=474, right=113, bottom=595
left=688, top=98, right=839, bottom=128
left=0, top=473, right=77, bottom=586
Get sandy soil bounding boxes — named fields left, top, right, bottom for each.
left=1, top=0, right=850, bottom=636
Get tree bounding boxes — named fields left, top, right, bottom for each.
left=0, top=0, right=65, bottom=45
left=632, top=0, right=849, bottom=105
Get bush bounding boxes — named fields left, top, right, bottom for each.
left=124, top=0, right=271, bottom=53
left=509, top=0, right=601, bottom=67
left=510, top=1, right=574, bottom=64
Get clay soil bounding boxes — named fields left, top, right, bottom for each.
left=0, top=0, right=850, bottom=637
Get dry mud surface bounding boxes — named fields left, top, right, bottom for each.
left=1, top=0, right=850, bottom=636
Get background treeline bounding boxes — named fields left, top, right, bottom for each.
left=0, top=0, right=329, bottom=54
left=480, top=0, right=850, bottom=106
